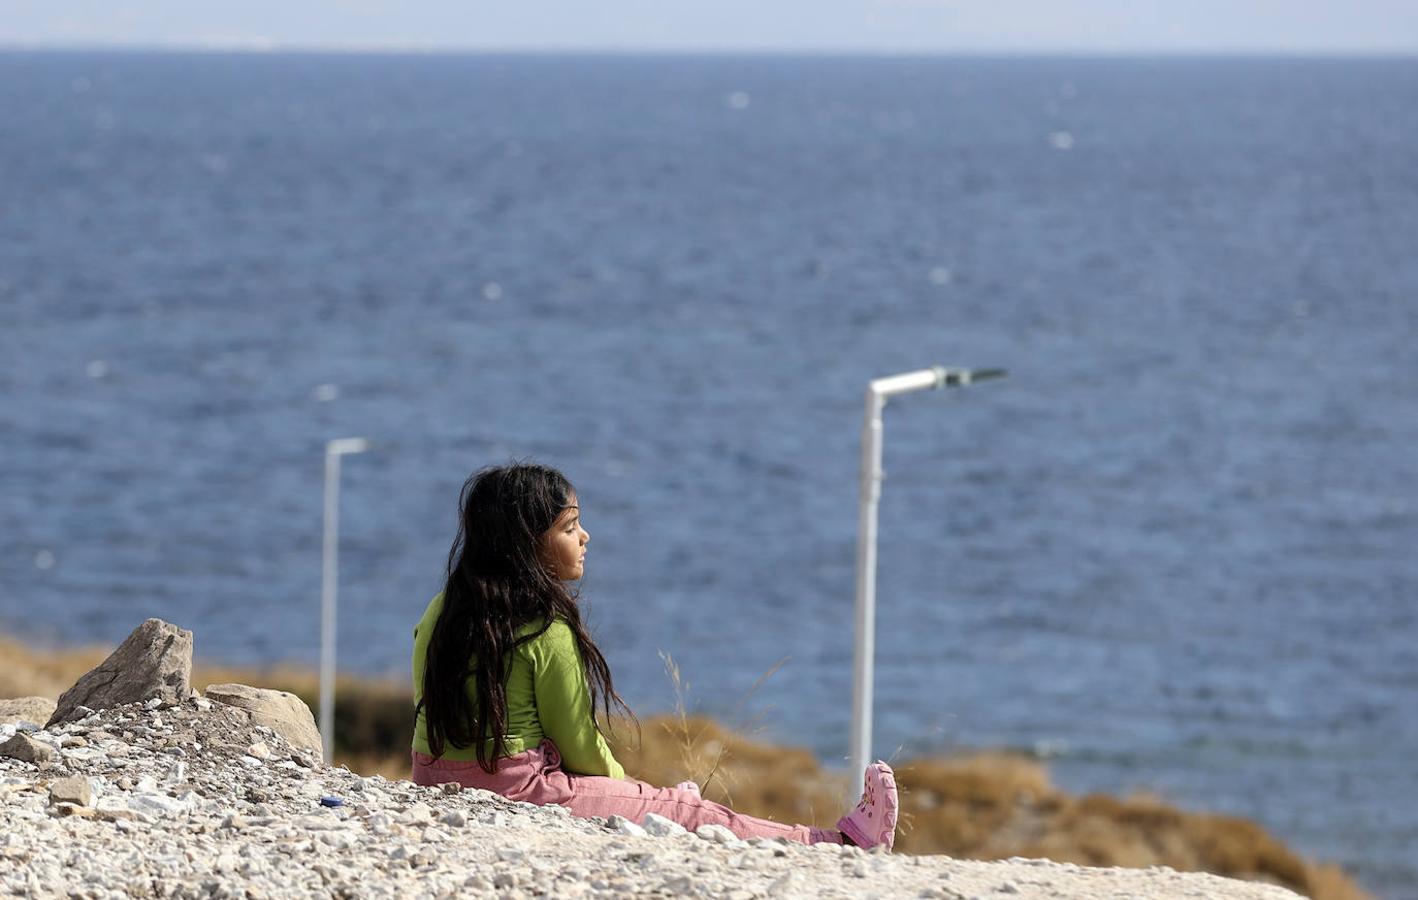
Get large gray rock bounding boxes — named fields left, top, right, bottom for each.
left=203, top=683, right=322, bottom=757
left=0, top=696, right=57, bottom=727
left=46, top=619, right=193, bottom=727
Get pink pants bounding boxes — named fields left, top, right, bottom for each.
left=412, top=740, right=841, bottom=846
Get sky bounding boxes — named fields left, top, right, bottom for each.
left=2, top=0, right=1417, bottom=54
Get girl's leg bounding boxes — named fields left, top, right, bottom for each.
left=559, top=773, right=842, bottom=846
left=413, top=743, right=838, bottom=844
left=413, top=743, right=896, bottom=850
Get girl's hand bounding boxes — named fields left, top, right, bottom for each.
left=673, top=780, right=701, bottom=796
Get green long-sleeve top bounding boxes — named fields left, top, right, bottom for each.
left=411, top=593, right=625, bottom=778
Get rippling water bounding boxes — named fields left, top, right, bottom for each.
left=1, top=51, right=1415, bottom=897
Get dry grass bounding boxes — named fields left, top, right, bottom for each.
left=607, top=719, right=1372, bottom=900
left=0, top=634, right=1373, bottom=900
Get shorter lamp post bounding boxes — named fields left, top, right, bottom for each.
left=848, top=367, right=1005, bottom=797
left=320, top=437, right=369, bottom=764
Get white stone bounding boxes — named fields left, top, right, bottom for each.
left=695, top=824, right=738, bottom=844
left=608, top=815, right=646, bottom=837
left=640, top=813, right=687, bottom=838
left=118, top=791, right=191, bottom=818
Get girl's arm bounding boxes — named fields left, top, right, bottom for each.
left=526, top=620, right=626, bottom=779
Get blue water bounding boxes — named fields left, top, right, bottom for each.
left=1, top=51, right=1415, bottom=897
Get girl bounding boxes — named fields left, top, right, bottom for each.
left=412, top=462, right=897, bottom=849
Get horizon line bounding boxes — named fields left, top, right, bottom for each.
left=3, top=40, right=1417, bottom=60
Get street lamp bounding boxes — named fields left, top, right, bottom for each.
left=320, top=437, right=369, bottom=764
left=849, top=367, right=1005, bottom=796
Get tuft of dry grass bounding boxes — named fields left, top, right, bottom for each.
left=0, top=634, right=1374, bottom=900
left=651, top=651, right=789, bottom=802
left=609, top=713, right=845, bottom=827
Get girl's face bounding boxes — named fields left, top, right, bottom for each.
left=539, top=494, right=589, bottom=581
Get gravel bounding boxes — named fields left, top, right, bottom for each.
left=0, top=698, right=1304, bottom=899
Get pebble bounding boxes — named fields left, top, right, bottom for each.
left=608, top=815, right=647, bottom=837
left=0, top=733, right=55, bottom=764
left=662, top=874, right=694, bottom=892
left=640, top=813, right=687, bottom=838
left=768, top=871, right=798, bottom=895
left=440, top=810, right=467, bottom=828
left=695, top=823, right=738, bottom=844
left=48, top=776, right=92, bottom=807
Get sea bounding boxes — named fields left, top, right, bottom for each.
left=0, top=50, right=1414, bottom=898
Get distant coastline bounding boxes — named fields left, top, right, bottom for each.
left=3, top=43, right=1418, bottom=59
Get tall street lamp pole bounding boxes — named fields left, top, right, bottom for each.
left=320, top=437, right=369, bottom=764
left=849, top=367, right=1005, bottom=796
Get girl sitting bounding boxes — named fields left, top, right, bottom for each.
left=411, top=462, right=897, bottom=850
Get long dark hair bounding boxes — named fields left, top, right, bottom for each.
left=417, top=462, right=632, bottom=770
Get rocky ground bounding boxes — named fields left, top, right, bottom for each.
left=0, top=696, right=1306, bottom=900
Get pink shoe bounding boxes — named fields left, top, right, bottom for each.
left=836, top=761, right=898, bottom=851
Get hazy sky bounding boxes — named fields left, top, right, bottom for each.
left=3, top=0, right=1417, bottom=54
